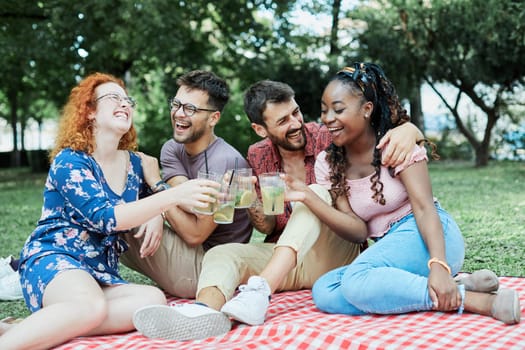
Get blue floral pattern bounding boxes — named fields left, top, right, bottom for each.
left=19, top=148, right=148, bottom=312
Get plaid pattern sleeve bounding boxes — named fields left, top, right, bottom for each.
left=55, top=277, right=524, bottom=349
left=246, top=123, right=333, bottom=242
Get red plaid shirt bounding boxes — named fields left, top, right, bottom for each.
left=247, top=122, right=332, bottom=242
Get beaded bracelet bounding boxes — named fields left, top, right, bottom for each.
left=427, top=257, right=451, bottom=275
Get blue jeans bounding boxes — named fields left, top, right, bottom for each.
left=312, top=205, right=464, bottom=315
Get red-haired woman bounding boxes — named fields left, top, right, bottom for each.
left=0, top=72, right=220, bottom=349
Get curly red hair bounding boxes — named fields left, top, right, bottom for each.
left=49, top=72, right=138, bottom=162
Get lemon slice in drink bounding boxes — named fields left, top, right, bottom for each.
left=238, top=191, right=254, bottom=207
left=214, top=212, right=229, bottom=222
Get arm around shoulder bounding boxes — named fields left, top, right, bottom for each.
left=378, top=122, right=424, bottom=168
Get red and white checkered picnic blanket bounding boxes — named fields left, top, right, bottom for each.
left=56, top=276, right=525, bottom=349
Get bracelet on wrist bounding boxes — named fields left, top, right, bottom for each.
left=457, top=284, right=465, bottom=315
left=427, top=257, right=451, bottom=275
left=151, top=180, right=170, bottom=193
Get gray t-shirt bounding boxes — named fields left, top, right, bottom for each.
left=160, top=137, right=252, bottom=250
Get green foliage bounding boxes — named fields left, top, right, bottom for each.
left=431, top=130, right=474, bottom=161
left=270, top=59, right=330, bottom=123
left=0, top=2, right=79, bottom=158
left=214, top=78, right=259, bottom=156
left=131, top=70, right=174, bottom=157
left=347, top=1, right=422, bottom=98
left=1, top=0, right=524, bottom=166
left=420, top=0, right=525, bottom=86
left=0, top=0, right=299, bottom=157
left=350, top=0, right=525, bottom=166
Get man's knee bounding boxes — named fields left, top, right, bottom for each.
left=202, top=243, right=244, bottom=263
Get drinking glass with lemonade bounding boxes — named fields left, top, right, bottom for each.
left=213, top=182, right=236, bottom=224
left=258, top=172, right=285, bottom=215
left=193, top=171, right=221, bottom=215
left=233, top=168, right=255, bottom=209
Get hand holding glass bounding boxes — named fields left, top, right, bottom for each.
left=258, top=172, right=285, bottom=215
left=193, top=171, right=221, bottom=215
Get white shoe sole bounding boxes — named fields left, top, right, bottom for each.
left=133, top=305, right=231, bottom=341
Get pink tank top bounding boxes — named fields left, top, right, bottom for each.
left=315, top=145, right=429, bottom=238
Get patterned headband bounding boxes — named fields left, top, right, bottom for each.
left=337, top=62, right=371, bottom=96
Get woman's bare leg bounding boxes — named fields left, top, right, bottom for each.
left=0, top=269, right=166, bottom=350
left=85, top=282, right=167, bottom=335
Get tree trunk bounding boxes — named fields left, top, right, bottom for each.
left=38, top=119, right=43, bottom=149
left=20, top=115, right=26, bottom=152
left=329, top=0, right=341, bottom=56
left=409, top=85, right=424, bottom=132
left=424, top=80, right=498, bottom=167
left=474, top=109, right=498, bottom=167
left=474, top=143, right=490, bottom=167
left=8, top=88, right=21, bottom=167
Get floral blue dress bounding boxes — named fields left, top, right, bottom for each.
left=19, top=148, right=148, bottom=312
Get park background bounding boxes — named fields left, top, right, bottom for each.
left=1, top=0, right=524, bottom=167
left=0, top=0, right=524, bottom=319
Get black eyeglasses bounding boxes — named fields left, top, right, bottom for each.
left=96, top=93, right=136, bottom=109
left=168, top=98, right=217, bottom=117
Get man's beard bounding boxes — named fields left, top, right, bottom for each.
left=267, top=126, right=306, bottom=151
left=173, top=124, right=206, bottom=144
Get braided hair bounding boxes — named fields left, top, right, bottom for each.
left=325, top=62, right=411, bottom=205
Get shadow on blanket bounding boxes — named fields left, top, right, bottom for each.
left=56, top=276, right=524, bottom=350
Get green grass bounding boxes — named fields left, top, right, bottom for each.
left=427, top=161, right=524, bottom=276
left=1, top=161, right=524, bottom=319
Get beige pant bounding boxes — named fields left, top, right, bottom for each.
left=120, top=225, right=204, bottom=298
left=197, top=184, right=361, bottom=300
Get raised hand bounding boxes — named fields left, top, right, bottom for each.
left=281, top=174, right=308, bottom=202
left=169, top=178, right=220, bottom=210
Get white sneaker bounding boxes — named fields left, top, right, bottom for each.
left=0, top=271, right=23, bottom=301
left=0, top=256, right=16, bottom=279
left=133, top=303, right=231, bottom=341
left=221, top=276, right=271, bottom=326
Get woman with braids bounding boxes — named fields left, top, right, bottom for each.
left=0, top=72, right=220, bottom=349
left=306, top=62, right=520, bottom=324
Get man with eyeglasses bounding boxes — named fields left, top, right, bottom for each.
left=120, top=71, right=252, bottom=310
left=132, top=79, right=427, bottom=341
